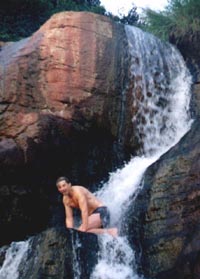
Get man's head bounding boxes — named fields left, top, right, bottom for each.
left=56, top=176, right=71, bottom=195
left=56, top=176, right=70, bottom=185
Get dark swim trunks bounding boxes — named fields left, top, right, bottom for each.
left=91, top=206, right=110, bottom=228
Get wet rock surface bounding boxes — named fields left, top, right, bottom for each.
left=170, top=32, right=200, bottom=117
left=19, top=227, right=99, bottom=279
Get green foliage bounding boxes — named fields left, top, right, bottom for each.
left=105, top=5, right=140, bottom=27
left=0, top=0, right=106, bottom=41
left=142, top=0, right=200, bottom=41
left=118, top=5, right=139, bottom=25
left=141, top=9, right=174, bottom=41
left=89, top=5, right=106, bottom=15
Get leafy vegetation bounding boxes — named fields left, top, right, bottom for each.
left=0, top=0, right=105, bottom=41
left=108, top=5, right=139, bottom=26
left=142, top=0, right=200, bottom=41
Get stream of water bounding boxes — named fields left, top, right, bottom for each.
left=90, top=25, right=192, bottom=279
left=0, top=240, right=30, bottom=279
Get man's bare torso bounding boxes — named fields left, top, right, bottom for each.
left=63, top=185, right=103, bottom=215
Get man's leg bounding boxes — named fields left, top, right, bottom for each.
left=87, top=228, right=118, bottom=237
left=87, top=213, right=102, bottom=229
left=86, top=214, right=118, bottom=237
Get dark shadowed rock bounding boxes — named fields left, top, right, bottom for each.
left=0, top=245, right=8, bottom=268
left=0, top=138, right=24, bottom=166
left=170, top=32, right=200, bottom=118
left=19, top=227, right=99, bottom=279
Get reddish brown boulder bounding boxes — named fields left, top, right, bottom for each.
left=0, top=12, right=131, bottom=168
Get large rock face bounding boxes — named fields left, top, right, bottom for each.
left=0, top=11, right=132, bottom=175
left=0, top=12, right=133, bottom=244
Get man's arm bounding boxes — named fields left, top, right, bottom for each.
left=63, top=200, right=74, bottom=228
left=76, top=191, right=88, bottom=232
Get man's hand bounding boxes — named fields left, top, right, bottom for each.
left=77, top=224, right=87, bottom=232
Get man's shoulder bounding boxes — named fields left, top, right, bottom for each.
left=72, top=185, right=86, bottom=192
left=72, top=186, right=88, bottom=198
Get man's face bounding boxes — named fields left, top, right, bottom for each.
left=57, top=180, right=70, bottom=195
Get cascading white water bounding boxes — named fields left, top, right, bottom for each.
left=91, top=235, right=137, bottom=279
left=0, top=240, right=30, bottom=279
left=90, top=25, right=192, bottom=279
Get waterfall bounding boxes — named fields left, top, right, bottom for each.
left=0, top=240, right=30, bottom=279
left=90, top=25, right=192, bottom=279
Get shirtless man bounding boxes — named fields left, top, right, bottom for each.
left=56, top=176, right=118, bottom=237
